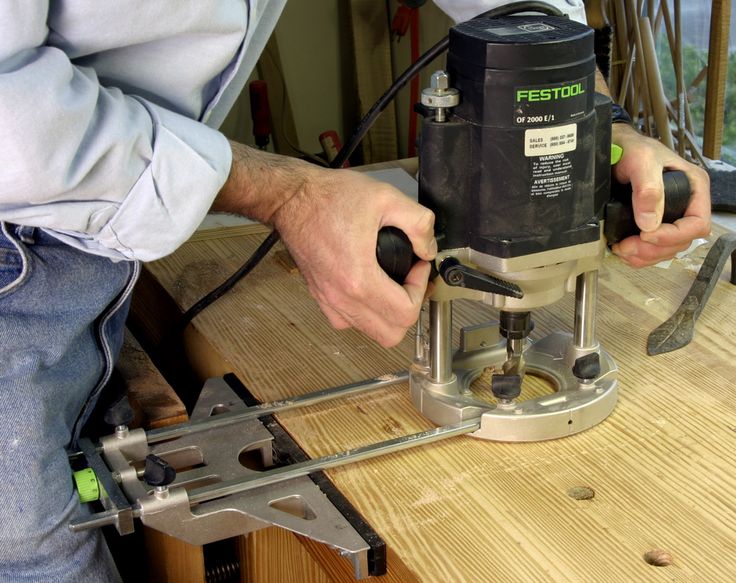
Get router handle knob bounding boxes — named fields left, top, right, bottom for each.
left=605, top=170, right=691, bottom=245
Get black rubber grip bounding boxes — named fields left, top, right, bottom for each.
left=605, top=170, right=691, bottom=245
left=376, top=226, right=417, bottom=283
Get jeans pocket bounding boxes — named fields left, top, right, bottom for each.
left=0, top=225, right=29, bottom=294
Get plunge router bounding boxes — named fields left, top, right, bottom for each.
left=409, top=14, right=618, bottom=441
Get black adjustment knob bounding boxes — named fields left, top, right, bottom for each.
left=376, top=226, right=418, bottom=283
left=605, top=170, right=691, bottom=244
left=143, top=454, right=176, bottom=487
left=439, top=258, right=523, bottom=298
left=492, top=374, right=522, bottom=401
left=103, top=394, right=134, bottom=428
left=572, top=353, right=601, bottom=380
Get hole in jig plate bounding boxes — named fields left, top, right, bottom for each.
left=238, top=446, right=270, bottom=471
left=269, top=495, right=317, bottom=520
left=210, top=404, right=232, bottom=415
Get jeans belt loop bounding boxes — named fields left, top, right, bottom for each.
left=15, top=224, right=37, bottom=245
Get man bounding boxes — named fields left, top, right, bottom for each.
left=0, top=1, right=709, bottom=581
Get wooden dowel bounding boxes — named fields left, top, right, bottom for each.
left=613, top=0, right=631, bottom=103
left=674, top=0, right=686, bottom=156
left=619, top=46, right=636, bottom=107
left=640, top=16, right=675, bottom=148
left=703, top=0, right=732, bottom=159
left=661, top=0, right=688, bottom=155
left=628, top=0, right=654, bottom=133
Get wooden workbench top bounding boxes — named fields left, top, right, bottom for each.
left=131, top=212, right=736, bottom=582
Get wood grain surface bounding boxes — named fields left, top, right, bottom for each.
left=134, top=221, right=736, bottom=582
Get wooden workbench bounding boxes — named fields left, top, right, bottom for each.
left=130, top=190, right=736, bottom=582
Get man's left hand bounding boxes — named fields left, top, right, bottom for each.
left=610, top=123, right=711, bottom=267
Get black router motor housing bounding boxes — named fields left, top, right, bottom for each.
left=419, top=15, right=612, bottom=259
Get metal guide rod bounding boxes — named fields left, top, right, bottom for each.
left=70, top=509, right=136, bottom=532
left=187, top=419, right=480, bottom=505
left=574, top=270, right=598, bottom=350
left=146, top=371, right=409, bottom=444
left=429, top=300, right=453, bottom=383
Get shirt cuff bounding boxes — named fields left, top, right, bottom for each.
left=51, top=101, right=232, bottom=262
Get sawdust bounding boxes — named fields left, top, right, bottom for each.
left=273, top=249, right=299, bottom=274
left=376, top=373, right=403, bottom=382
left=382, top=416, right=405, bottom=435
left=410, top=489, right=442, bottom=507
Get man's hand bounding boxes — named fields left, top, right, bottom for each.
left=610, top=124, right=711, bottom=267
left=272, top=168, right=435, bottom=348
left=213, top=142, right=436, bottom=348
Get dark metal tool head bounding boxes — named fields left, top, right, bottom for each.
left=647, top=233, right=736, bottom=355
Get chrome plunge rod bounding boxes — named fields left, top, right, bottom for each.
left=146, top=372, right=408, bottom=445
left=429, top=300, right=453, bottom=383
left=574, top=270, right=598, bottom=350
left=187, top=419, right=480, bottom=505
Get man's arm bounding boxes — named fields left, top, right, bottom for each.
left=214, top=142, right=437, bottom=348
left=0, top=2, right=239, bottom=262
left=1, top=4, right=434, bottom=348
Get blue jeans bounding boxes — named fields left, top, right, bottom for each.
left=0, top=223, right=140, bottom=582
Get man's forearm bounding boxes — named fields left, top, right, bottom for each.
left=212, top=141, right=316, bottom=224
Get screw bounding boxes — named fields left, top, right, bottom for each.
left=430, top=70, right=450, bottom=92
left=448, top=271, right=463, bottom=285
left=154, top=485, right=170, bottom=500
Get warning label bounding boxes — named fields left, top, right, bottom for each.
left=524, top=123, right=577, bottom=156
left=530, top=153, right=573, bottom=199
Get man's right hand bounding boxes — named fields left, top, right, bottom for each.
left=213, top=142, right=436, bottom=348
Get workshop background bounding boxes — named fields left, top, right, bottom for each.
left=220, top=0, right=736, bottom=175
left=220, top=1, right=453, bottom=164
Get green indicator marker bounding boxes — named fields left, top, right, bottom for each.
left=611, top=143, right=623, bottom=165
left=73, top=468, right=100, bottom=503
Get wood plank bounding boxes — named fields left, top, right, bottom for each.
left=255, top=34, right=301, bottom=159
left=244, top=529, right=333, bottom=583
left=143, top=530, right=206, bottom=583
left=348, top=0, right=398, bottom=164
left=118, top=330, right=188, bottom=429
left=132, top=218, right=736, bottom=581
left=703, top=0, right=732, bottom=159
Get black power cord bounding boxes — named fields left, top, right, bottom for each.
left=178, top=1, right=565, bottom=329
left=331, top=1, right=565, bottom=168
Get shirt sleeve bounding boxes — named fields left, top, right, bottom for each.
left=432, top=1, right=587, bottom=24
left=0, top=2, right=232, bottom=262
